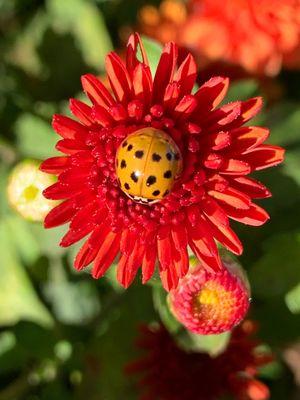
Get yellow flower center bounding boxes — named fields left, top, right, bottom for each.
left=197, top=288, right=220, bottom=306
left=22, top=185, right=39, bottom=202
left=193, top=281, right=237, bottom=325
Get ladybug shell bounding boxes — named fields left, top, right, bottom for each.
left=116, top=128, right=182, bottom=204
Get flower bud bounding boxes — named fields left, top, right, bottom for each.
left=7, top=160, right=58, bottom=222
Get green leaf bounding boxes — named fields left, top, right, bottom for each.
left=46, top=280, right=101, bottom=325
left=282, top=148, right=300, bottom=186
left=177, top=330, right=231, bottom=357
left=0, top=218, right=53, bottom=327
left=152, top=284, right=181, bottom=334
left=250, top=232, right=300, bottom=299
left=48, top=0, right=112, bottom=70
left=285, top=282, right=300, bottom=314
left=15, top=113, right=58, bottom=159
left=5, top=215, right=40, bottom=265
left=225, top=79, right=259, bottom=103
left=266, top=102, right=300, bottom=146
left=141, top=36, right=162, bottom=77
left=44, top=259, right=101, bottom=325
left=6, top=10, right=48, bottom=76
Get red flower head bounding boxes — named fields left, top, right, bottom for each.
left=41, top=33, right=284, bottom=290
left=126, top=321, right=272, bottom=400
left=182, top=0, right=300, bottom=76
left=169, top=260, right=250, bottom=334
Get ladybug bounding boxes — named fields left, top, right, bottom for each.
left=116, top=128, right=182, bottom=204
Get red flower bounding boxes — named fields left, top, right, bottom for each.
left=41, top=33, right=284, bottom=290
left=169, top=260, right=250, bottom=334
left=182, top=0, right=300, bottom=76
left=126, top=321, right=272, bottom=400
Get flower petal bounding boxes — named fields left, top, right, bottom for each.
left=44, top=199, right=76, bottom=228
left=194, top=76, right=229, bottom=114
left=81, top=74, right=115, bottom=108
left=106, top=52, right=132, bottom=103
left=241, top=145, right=285, bottom=170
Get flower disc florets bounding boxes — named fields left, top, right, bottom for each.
left=169, top=261, right=250, bottom=334
left=41, top=33, right=284, bottom=290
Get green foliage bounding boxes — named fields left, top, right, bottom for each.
left=1, top=0, right=300, bottom=398
left=0, top=217, right=53, bottom=327
left=15, top=113, right=58, bottom=159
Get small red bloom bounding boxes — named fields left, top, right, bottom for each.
left=182, top=0, right=300, bottom=76
left=41, top=33, right=284, bottom=290
left=169, top=260, right=250, bottom=334
left=126, top=321, right=272, bottom=400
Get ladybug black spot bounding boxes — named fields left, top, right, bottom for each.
left=122, top=141, right=128, bottom=148
left=120, top=160, right=127, bottom=169
left=124, top=183, right=130, bottom=190
left=152, top=153, right=162, bottom=162
left=135, top=150, right=144, bottom=159
left=163, top=189, right=169, bottom=197
left=164, top=170, right=172, bottom=179
left=127, top=144, right=133, bottom=151
left=130, top=172, right=139, bottom=183
left=166, top=152, right=173, bottom=161
left=146, top=176, right=156, bottom=186
left=152, top=190, right=160, bottom=196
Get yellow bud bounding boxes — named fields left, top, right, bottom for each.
left=7, top=160, right=58, bottom=222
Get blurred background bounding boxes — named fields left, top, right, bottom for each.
left=1, top=0, right=300, bottom=399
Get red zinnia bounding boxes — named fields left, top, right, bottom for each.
left=182, top=0, right=300, bottom=76
left=126, top=321, right=272, bottom=400
left=169, top=260, right=250, bottom=334
left=41, top=33, right=284, bottom=290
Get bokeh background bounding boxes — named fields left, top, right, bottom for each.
left=1, top=0, right=300, bottom=399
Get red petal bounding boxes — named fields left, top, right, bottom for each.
left=132, top=63, right=153, bottom=105
left=203, top=101, right=241, bottom=132
left=43, top=182, right=82, bottom=200
left=44, top=199, right=76, bottom=228
left=92, top=104, right=113, bottom=127
left=75, top=239, right=99, bottom=270
left=194, top=76, right=229, bottom=114
left=209, top=187, right=251, bottom=210
left=207, top=221, right=243, bottom=255
left=92, top=231, right=120, bottom=279
left=70, top=201, right=98, bottom=230
left=142, top=241, right=157, bottom=284
left=52, top=114, right=87, bottom=139
left=174, top=95, right=197, bottom=119
left=60, top=223, right=95, bottom=247
left=40, top=157, right=69, bottom=174
left=199, top=131, right=231, bottom=151
left=152, top=42, right=178, bottom=103
left=240, top=97, right=263, bottom=124
left=241, top=145, right=285, bottom=171
left=118, top=240, right=144, bottom=288
left=228, top=126, right=270, bottom=155
left=69, top=99, right=94, bottom=126
left=229, top=176, right=271, bottom=199
left=173, top=53, right=197, bottom=96
left=219, top=158, right=251, bottom=175
left=164, top=82, right=180, bottom=111
left=159, top=263, right=179, bottom=291
left=126, top=33, right=149, bottom=73
left=157, top=228, right=172, bottom=270
left=201, top=197, right=229, bottom=227
left=120, top=229, right=137, bottom=256
left=106, top=52, right=132, bottom=103
left=171, top=225, right=188, bottom=251
left=81, top=74, right=115, bottom=108
left=56, top=139, right=87, bottom=155
left=224, top=203, right=270, bottom=226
